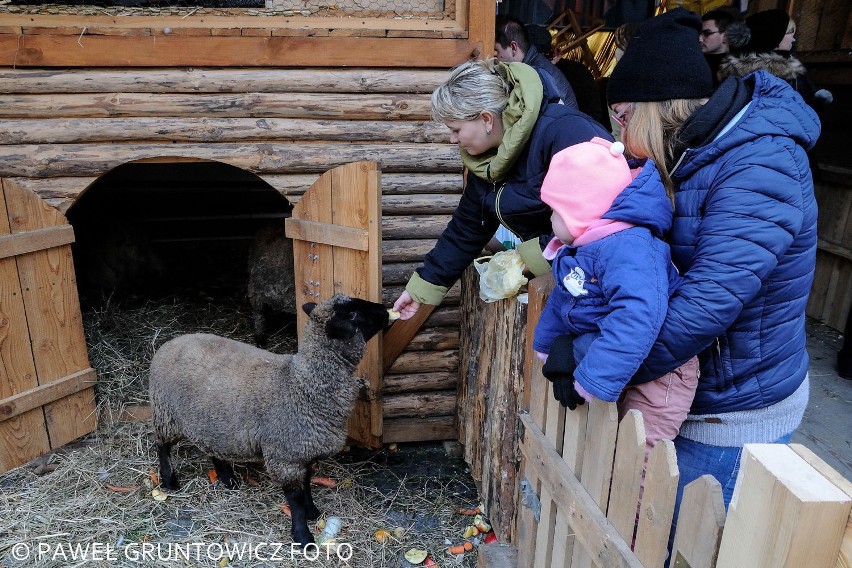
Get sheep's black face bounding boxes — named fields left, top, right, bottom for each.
left=304, top=295, right=389, bottom=342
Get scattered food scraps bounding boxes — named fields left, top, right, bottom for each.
left=374, top=529, right=391, bottom=543
left=310, top=476, right=337, bottom=488
left=278, top=503, right=291, bottom=518
left=106, top=483, right=140, bottom=493
left=151, top=489, right=167, bottom=502
left=404, top=548, right=428, bottom=564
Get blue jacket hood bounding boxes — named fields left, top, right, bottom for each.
left=603, top=160, right=673, bottom=240
left=673, top=71, right=820, bottom=181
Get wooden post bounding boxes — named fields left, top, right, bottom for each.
left=716, top=444, right=852, bottom=568
left=458, top=266, right=528, bottom=542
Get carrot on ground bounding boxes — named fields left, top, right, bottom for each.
left=208, top=469, right=218, bottom=484
left=447, top=542, right=473, bottom=555
left=106, top=483, right=140, bottom=493
left=149, top=469, right=159, bottom=486
left=279, top=503, right=292, bottom=518
left=310, top=476, right=337, bottom=488
left=458, top=507, right=480, bottom=516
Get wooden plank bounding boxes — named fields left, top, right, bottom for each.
left=381, top=415, right=456, bottom=443
left=386, top=350, right=458, bottom=374
left=382, top=215, right=454, bottom=239
left=0, top=179, right=50, bottom=473
left=3, top=180, right=96, bottom=451
left=0, top=35, right=477, bottom=68
left=634, top=440, right=679, bottom=568
left=671, top=475, right=726, bottom=568
left=607, top=409, right=646, bottom=546
left=572, top=400, right=620, bottom=568
left=332, top=161, right=382, bottom=445
left=0, top=225, right=75, bottom=260
left=382, top=305, right=436, bottom=373
left=0, top=368, right=96, bottom=423
left=520, top=412, right=645, bottom=568
left=0, top=142, right=461, bottom=178
left=382, top=239, right=440, bottom=263
left=0, top=68, right=450, bottom=94
left=0, top=117, right=448, bottom=145
left=819, top=239, right=852, bottom=263
left=716, top=444, right=852, bottom=568
left=285, top=218, right=368, bottom=251
left=789, top=444, right=852, bottom=568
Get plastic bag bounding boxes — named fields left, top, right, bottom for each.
left=474, top=250, right=529, bottom=303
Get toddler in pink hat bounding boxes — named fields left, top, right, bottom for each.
left=533, top=137, right=699, bottom=455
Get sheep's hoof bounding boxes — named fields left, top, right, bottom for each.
left=291, top=534, right=315, bottom=552
left=161, top=475, right=180, bottom=491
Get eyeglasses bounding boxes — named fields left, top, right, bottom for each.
left=611, top=103, right=633, bottom=128
left=700, top=29, right=721, bottom=37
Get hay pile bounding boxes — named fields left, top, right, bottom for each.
left=0, top=295, right=481, bottom=567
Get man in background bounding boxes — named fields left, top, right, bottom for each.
left=495, top=15, right=579, bottom=109
left=701, top=8, right=739, bottom=82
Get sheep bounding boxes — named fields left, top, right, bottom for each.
left=148, top=293, right=391, bottom=548
left=247, top=223, right=296, bottom=347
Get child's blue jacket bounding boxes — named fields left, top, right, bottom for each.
left=532, top=160, right=680, bottom=402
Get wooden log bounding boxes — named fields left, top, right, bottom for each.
left=424, top=305, right=460, bottom=327
left=403, top=327, right=459, bottom=351
left=382, top=215, right=453, bottom=239
left=382, top=238, right=439, bottom=263
left=386, top=349, right=458, bottom=374
left=382, top=372, right=457, bottom=394
left=382, top=262, right=420, bottom=285
left=458, top=266, right=528, bottom=543
left=381, top=194, right=461, bottom=214
left=0, top=142, right=461, bottom=178
left=0, top=117, right=449, bottom=144
left=0, top=93, right=432, bottom=120
left=382, top=390, right=457, bottom=418
left=716, top=444, right=852, bottom=568
left=382, top=416, right=456, bottom=443
left=382, top=282, right=460, bottom=306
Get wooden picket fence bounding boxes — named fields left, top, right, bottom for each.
left=461, top=272, right=852, bottom=568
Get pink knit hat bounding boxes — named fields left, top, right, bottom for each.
left=541, top=137, right=633, bottom=239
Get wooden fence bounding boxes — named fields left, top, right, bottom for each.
left=461, top=272, right=852, bottom=568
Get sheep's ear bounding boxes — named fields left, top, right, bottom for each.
left=302, top=302, right=317, bottom=315
left=326, top=318, right=357, bottom=341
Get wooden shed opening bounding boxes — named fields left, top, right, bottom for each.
left=65, top=160, right=298, bottom=413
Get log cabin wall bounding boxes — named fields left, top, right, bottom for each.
left=0, top=0, right=495, bottom=444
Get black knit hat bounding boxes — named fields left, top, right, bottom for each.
left=607, top=8, right=714, bottom=104
left=745, top=9, right=789, bottom=53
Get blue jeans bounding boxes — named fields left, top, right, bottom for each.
left=665, top=433, right=793, bottom=565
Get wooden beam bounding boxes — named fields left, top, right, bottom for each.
left=381, top=415, right=456, bottom=442
left=818, top=239, right=852, bottom=263
left=285, top=218, right=368, bottom=250
left=0, top=368, right=97, bottom=423
left=519, top=412, right=644, bottom=568
left=0, top=225, right=75, bottom=260
left=382, top=304, right=437, bottom=372
left=0, top=35, right=477, bottom=67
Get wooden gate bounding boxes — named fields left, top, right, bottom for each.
left=0, top=179, right=97, bottom=474
left=285, top=161, right=384, bottom=449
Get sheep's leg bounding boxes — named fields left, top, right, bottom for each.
left=284, top=480, right=315, bottom=549
left=252, top=307, right=268, bottom=348
left=157, top=443, right=180, bottom=490
left=303, top=466, right=321, bottom=521
left=211, top=457, right=240, bottom=490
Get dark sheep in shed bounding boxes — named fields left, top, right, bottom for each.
left=247, top=223, right=297, bottom=347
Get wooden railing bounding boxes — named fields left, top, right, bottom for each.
left=460, top=271, right=852, bottom=568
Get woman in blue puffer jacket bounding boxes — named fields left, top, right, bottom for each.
left=606, top=7, right=820, bottom=544
left=392, top=58, right=611, bottom=319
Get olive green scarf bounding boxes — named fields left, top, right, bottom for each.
left=461, top=62, right=544, bottom=183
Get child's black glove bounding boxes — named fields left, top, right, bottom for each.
left=541, top=335, right=586, bottom=410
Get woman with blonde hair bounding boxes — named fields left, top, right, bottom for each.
left=392, top=58, right=610, bottom=319
left=607, top=6, right=820, bottom=551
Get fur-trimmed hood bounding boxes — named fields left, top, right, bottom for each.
left=719, top=51, right=806, bottom=82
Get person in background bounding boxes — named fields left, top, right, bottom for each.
left=391, top=59, right=610, bottom=320
left=720, top=8, right=833, bottom=109
left=532, top=137, right=699, bottom=453
left=607, top=6, right=819, bottom=552
left=495, top=15, right=579, bottom=110
left=700, top=8, right=739, bottom=83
